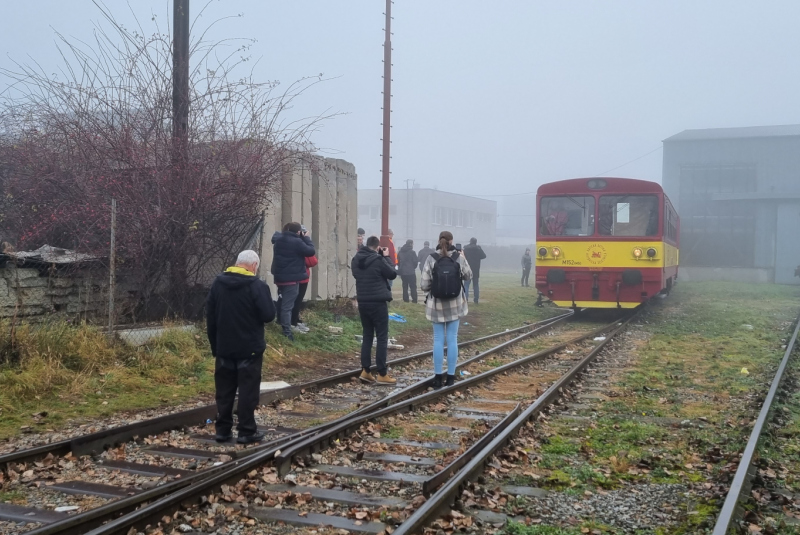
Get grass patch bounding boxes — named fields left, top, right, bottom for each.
left=541, top=435, right=580, bottom=455
left=501, top=522, right=582, bottom=535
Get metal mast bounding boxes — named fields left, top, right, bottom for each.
left=173, top=0, right=190, bottom=165
left=380, top=0, right=392, bottom=247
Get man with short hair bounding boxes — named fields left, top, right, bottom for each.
left=271, top=222, right=315, bottom=341
left=462, top=237, right=487, bottom=303
left=357, top=228, right=365, bottom=248
left=397, top=239, right=419, bottom=303
left=352, top=235, right=397, bottom=385
left=417, top=241, right=434, bottom=273
left=206, top=250, right=276, bottom=444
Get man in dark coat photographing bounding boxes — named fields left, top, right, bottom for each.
left=206, top=250, right=276, bottom=444
left=271, top=222, right=316, bottom=341
left=352, top=236, right=397, bottom=385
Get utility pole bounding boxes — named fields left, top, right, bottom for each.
left=173, top=0, right=190, bottom=167
left=379, top=0, right=392, bottom=249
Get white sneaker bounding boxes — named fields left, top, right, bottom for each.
left=297, top=323, right=310, bottom=332
left=291, top=325, right=307, bottom=334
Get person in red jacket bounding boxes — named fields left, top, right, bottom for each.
left=292, top=231, right=317, bottom=333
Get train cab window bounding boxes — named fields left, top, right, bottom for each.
left=598, top=195, right=659, bottom=236
left=539, top=196, right=596, bottom=236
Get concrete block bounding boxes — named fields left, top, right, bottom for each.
left=0, top=277, right=7, bottom=297
left=16, top=287, right=46, bottom=306
left=3, top=268, right=40, bottom=281
left=45, top=287, right=73, bottom=297
left=50, top=278, right=74, bottom=288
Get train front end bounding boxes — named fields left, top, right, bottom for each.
left=535, top=177, right=679, bottom=309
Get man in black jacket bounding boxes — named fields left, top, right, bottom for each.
left=462, top=237, right=487, bottom=303
left=352, top=236, right=397, bottom=385
left=397, top=239, right=418, bottom=303
left=417, top=241, right=434, bottom=273
left=271, top=222, right=316, bottom=341
left=206, top=250, right=276, bottom=444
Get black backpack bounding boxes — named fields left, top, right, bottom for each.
left=430, top=252, right=463, bottom=299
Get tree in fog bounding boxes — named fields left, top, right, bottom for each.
left=0, top=3, right=330, bottom=317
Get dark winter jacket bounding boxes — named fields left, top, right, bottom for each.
left=417, top=246, right=435, bottom=268
left=352, top=247, right=397, bottom=303
left=462, top=243, right=487, bottom=277
left=271, top=231, right=316, bottom=283
left=206, top=268, right=276, bottom=359
left=521, top=253, right=533, bottom=269
left=397, top=244, right=418, bottom=276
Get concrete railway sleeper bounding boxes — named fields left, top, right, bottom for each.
left=0, top=314, right=574, bottom=534
left=55, top=312, right=631, bottom=535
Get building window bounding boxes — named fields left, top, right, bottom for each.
left=434, top=207, right=443, bottom=225
left=464, top=211, right=474, bottom=228
left=369, top=206, right=379, bottom=221
left=358, top=205, right=369, bottom=216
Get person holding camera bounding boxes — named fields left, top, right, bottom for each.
left=351, top=235, right=397, bottom=385
left=271, top=222, right=315, bottom=341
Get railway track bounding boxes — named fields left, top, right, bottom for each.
left=35, top=310, right=637, bottom=535
left=0, top=313, right=571, bottom=534
left=709, top=314, right=800, bottom=534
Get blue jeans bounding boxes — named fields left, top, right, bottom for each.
left=433, top=319, right=460, bottom=375
left=463, top=277, right=480, bottom=303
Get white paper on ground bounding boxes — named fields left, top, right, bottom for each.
left=260, top=381, right=291, bottom=392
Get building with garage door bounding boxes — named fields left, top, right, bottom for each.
left=662, top=124, right=800, bottom=284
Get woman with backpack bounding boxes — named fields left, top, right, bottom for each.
left=420, top=230, right=473, bottom=389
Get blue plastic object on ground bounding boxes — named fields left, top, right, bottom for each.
left=388, top=313, right=406, bottom=323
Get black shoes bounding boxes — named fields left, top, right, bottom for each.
left=237, top=431, right=266, bottom=444
left=215, top=433, right=233, bottom=443
left=432, top=373, right=443, bottom=390
left=445, top=374, right=455, bottom=387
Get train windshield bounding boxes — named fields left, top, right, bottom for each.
left=539, top=196, right=596, bottom=236
left=598, top=195, right=659, bottom=236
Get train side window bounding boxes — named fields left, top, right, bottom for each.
left=599, top=195, right=659, bottom=237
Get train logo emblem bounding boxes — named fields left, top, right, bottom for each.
left=586, top=244, right=607, bottom=265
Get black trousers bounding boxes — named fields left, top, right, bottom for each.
left=358, top=301, right=389, bottom=376
left=401, top=274, right=417, bottom=303
left=292, top=282, right=308, bottom=325
left=215, top=355, right=262, bottom=437
left=521, top=267, right=531, bottom=286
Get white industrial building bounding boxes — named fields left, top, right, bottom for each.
left=358, top=187, right=497, bottom=246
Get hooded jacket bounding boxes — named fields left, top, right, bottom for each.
left=397, top=243, right=418, bottom=276
left=271, top=231, right=316, bottom=283
left=351, top=246, right=397, bottom=303
left=462, top=243, right=487, bottom=277
left=417, top=246, right=435, bottom=267
left=522, top=252, right=533, bottom=269
left=206, top=267, right=276, bottom=359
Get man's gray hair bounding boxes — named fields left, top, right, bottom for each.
left=236, top=250, right=261, bottom=268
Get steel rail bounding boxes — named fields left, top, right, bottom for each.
left=391, top=309, right=641, bottom=535
left=711, top=314, right=800, bottom=535
left=70, top=315, right=612, bottom=535
left=0, top=313, right=569, bottom=470
left=274, top=318, right=618, bottom=476
left=22, top=314, right=571, bottom=535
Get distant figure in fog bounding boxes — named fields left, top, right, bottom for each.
left=206, top=250, right=276, bottom=444
left=357, top=228, right=365, bottom=249
left=462, top=238, right=487, bottom=304
left=421, top=231, right=472, bottom=390
left=521, top=248, right=533, bottom=287
left=417, top=241, right=434, bottom=273
left=397, top=239, right=419, bottom=303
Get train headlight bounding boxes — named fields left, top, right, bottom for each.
left=632, top=247, right=643, bottom=259
left=538, top=247, right=548, bottom=257
left=646, top=247, right=657, bottom=258
left=551, top=247, right=562, bottom=258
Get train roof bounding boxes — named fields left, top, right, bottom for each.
left=537, top=177, right=664, bottom=195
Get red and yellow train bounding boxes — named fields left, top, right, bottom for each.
left=535, top=177, right=679, bottom=309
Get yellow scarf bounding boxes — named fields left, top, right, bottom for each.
left=225, top=266, right=255, bottom=276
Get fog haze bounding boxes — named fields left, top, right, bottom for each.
left=3, top=0, right=799, bottom=203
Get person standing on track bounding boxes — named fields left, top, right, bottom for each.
left=521, top=248, right=533, bottom=287
left=206, top=250, right=276, bottom=444
left=271, top=222, right=315, bottom=341
left=397, top=239, right=419, bottom=303
left=421, top=230, right=472, bottom=389
left=462, top=237, right=487, bottom=304
left=417, top=241, right=434, bottom=273
left=352, top=235, right=398, bottom=385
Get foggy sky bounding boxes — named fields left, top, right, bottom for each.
left=3, top=0, right=800, bottom=206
